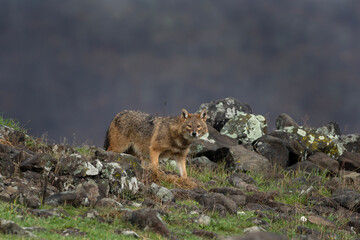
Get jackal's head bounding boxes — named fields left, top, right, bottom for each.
left=180, top=108, right=208, bottom=140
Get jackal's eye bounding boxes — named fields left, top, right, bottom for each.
left=196, top=125, right=202, bottom=129
left=186, top=125, right=192, bottom=129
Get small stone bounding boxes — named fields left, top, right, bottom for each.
left=150, top=183, right=174, bottom=203
left=195, top=215, right=211, bottom=226
left=0, top=219, right=35, bottom=237
left=308, top=215, right=336, bottom=227
left=243, top=226, right=266, bottom=234
left=300, top=216, right=308, bottom=222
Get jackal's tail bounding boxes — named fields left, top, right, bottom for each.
left=103, top=128, right=110, bottom=150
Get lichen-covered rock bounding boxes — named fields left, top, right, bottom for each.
left=276, top=126, right=341, bottom=159
left=101, top=161, right=140, bottom=195
left=56, top=154, right=91, bottom=177
left=220, top=112, right=267, bottom=144
left=198, top=97, right=252, bottom=131
left=335, top=134, right=360, bottom=154
left=150, top=183, right=175, bottom=203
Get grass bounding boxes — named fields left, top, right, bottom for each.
left=0, top=115, right=26, bottom=133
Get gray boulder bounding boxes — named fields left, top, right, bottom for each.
left=276, top=113, right=299, bottom=130
left=230, top=145, right=271, bottom=174
left=307, top=152, right=339, bottom=175
left=198, top=97, right=252, bottom=131
left=190, top=125, right=237, bottom=164
left=331, top=188, right=360, bottom=212
left=253, top=135, right=290, bottom=167
left=123, top=208, right=170, bottom=237
left=338, top=151, right=360, bottom=172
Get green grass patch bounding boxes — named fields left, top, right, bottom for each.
left=0, top=115, right=26, bottom=133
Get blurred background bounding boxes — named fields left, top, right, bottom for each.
left=1, top=0, right=359, bottom=147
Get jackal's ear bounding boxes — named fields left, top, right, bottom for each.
left=199, top=108, right=207, bottom=121
left=181, top=109, right=189, bottom=119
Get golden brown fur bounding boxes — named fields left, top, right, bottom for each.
left=104, top=109, right=208, bottom=177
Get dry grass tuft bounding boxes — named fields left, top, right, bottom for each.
left=0, top=138, right=14, bottom=147
left=141, top=164, right=199, bottom=189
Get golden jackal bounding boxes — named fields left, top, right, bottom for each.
left=104, top=109, right=208, bottom=178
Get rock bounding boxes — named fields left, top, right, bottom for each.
left=114, top=229, right=140, bottom=238
left=56, top=154, right=90, bottom=177
left=271, top=126, right=341, bottom=159
left=296, top=225, right=321, bottom=239
left=307, top=152, right=339, bottom=175
left=195, top=214, right=211, bottom=225
left=243, top=226, right=266, bottom=234
left=95, top=198, right=123, bottom=210
left=276, top=113, right=299, bottom=130
left=194, top=193, right=237, bottom=214
left=228, top=195, right=247, bottom=207
left=198, top=97, right=252, bottom=131
left=316, top=122, right=341, bottom=137
left=75, top=180, right=101, bottom=206
left=101, top=160, right=140, bottom=195
left=20, top=153, right=57, bottom=172
left=27, top=208, right=66, bottom=218
left=342, top=171, right=360, bottom=184
left=0, top=144, right=24, bottom=177
left=253, top=135, right=290, bottom=167
left=192, top=229, right=218, bottom=239
left=227, top=172, right=256, bottom=185
left=58, top=228, right=86, bottom=237
left=190, top=125, right=238, bottom=164
left=150, top=183, right=175, bottom=203
left=0, top=125, right=26, bottom=144
left=307, top=215, right=336, bottom=227
left=347, top=218, right=360, bottom=234
left=331, top=188, right=360, bottom=212
left=269, top=131, right=305, bottom=164
left=210, top=187, right=244, bottom=196
left=0, top=219, right=35, bottom=237
left=191, top=156, right=217, bottom=170
left=227, top=173, right=258, bottom=191
left=230, top=145, right=271, bottom=173
left=338, top=151, right=360, bottom=172
left=335, top=134, right=360, bottom=153
left=286, top=161, right=323, bottom=174
left=123, top=208, right=170, bottom=237
left=220, top=112, right=267, bottom=144
left=45, top=191, right=78, bottom=207
left=221, top=232, right=288, bottom=240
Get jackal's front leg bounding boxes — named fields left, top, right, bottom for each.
left=149, top=147, right=160, bottom=170
left=176, top=155, right=188, bottom=178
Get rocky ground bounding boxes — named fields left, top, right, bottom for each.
left=1, top=97, right=360, bottom=240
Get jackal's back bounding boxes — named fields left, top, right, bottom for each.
left=104, top=110, right=155, bottom=153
